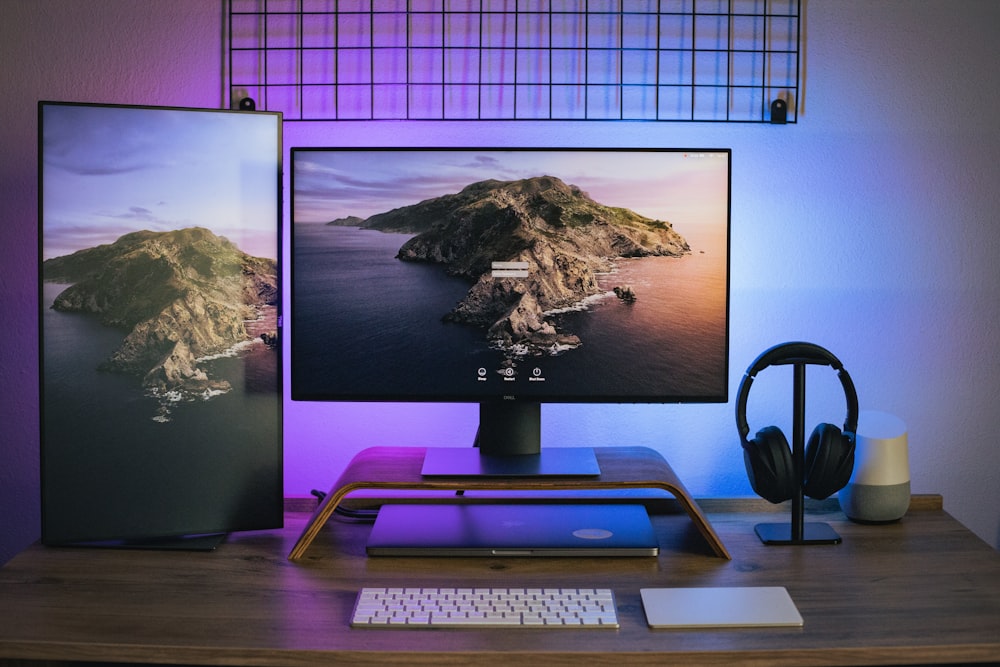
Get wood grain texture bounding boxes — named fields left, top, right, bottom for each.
left=1, top=496, right=997, bottom=666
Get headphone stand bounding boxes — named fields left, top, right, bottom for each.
left=754, top=362, right=843, bottom=546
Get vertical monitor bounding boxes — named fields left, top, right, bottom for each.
left=39, top=101, right=283, bottom=545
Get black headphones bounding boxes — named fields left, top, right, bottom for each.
left=735, top=342, right=859, bottom=504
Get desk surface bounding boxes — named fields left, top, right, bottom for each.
left=1, top=500, right=999, bottom=667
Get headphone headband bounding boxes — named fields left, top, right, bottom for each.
left=735, top=342, right=859, bottom=441
left=747, top=341, right=844, bottom=375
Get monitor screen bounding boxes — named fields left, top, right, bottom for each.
left=291, top=148, right=729, bottom=467
left=39, top=101, right=283, bottom=545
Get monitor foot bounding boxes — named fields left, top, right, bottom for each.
left=421, top=446, right=600, bottom=477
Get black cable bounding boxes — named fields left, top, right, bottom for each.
left=311, top=488, right=379, bottom=523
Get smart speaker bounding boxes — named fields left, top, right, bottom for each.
left=838, top=411, right=910, bottom=523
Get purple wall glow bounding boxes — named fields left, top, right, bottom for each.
left=2, top=1, right=999, bottom=566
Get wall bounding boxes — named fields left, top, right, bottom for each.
left=2, top=0, right=999, bottom=566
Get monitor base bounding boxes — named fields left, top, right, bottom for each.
left=421, top=446, right=600, bottom=477
left=62, top=533, right=226, bottom=551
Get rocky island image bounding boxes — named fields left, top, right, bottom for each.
left=42, top=226, right=278, bottom=401
left=292, top=148, right=729, bottom=402
left=40, top=102, right=282, bottom=421
left=38, top=102, right=283, bottom=546
left=330, top=175, right=690, bottom=357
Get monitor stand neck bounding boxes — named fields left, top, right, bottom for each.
left=420, top=401, right=600, bottom=477
left=474, top=401, right=541, bottom=456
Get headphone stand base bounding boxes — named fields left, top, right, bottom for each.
left=754, top=521, right=842, bottom=545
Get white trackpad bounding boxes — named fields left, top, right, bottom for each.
left=640, top=586, right=803, bottom=628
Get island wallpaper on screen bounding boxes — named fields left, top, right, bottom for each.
left=38, top=103, right=283, bottom=544
left=292, top=149, right=728, bottom=404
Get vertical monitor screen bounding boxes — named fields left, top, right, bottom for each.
left=39, top=101, right=283, bottom=545
left=291, top=148, right=730, bottom=413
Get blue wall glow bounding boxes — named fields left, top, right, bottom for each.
left=2, top=1, right=999, bottom=567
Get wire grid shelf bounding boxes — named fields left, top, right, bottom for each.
left=228, top=0, right=800, bottom=122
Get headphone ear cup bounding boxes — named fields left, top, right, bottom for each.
left=803, top=423, right=856, bottom=499
left=743, top=426, right=796, bottom=504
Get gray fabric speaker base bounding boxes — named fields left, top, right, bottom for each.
left=839, top=481, right=910, bottom=523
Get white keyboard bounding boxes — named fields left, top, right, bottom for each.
left=351, top=587, right=619, bottom=628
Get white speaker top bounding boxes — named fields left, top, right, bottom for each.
left=853, top=410, right=909, bottom=486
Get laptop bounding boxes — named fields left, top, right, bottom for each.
left=365, top=503, right=659, bottom=557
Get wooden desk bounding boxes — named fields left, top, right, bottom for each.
left=1, top=498, right=998, bottom=666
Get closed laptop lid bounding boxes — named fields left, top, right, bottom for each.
left=366, top=503, right=659, bottom=557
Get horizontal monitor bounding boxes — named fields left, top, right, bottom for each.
left=291, top=147, right=730, bottom=412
